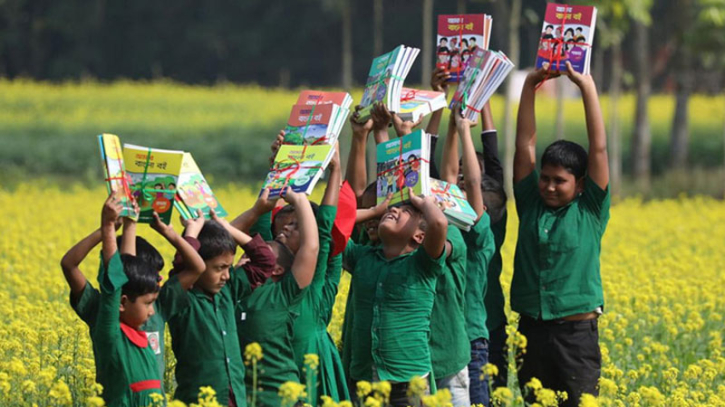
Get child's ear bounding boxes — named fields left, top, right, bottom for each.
left=272, top=264, right=285, bottom=276
left=576, top=177, right=585, bottom=194
left=412, top=229, right=425, bottom=245
left=119, top=295, right=129, bottom=312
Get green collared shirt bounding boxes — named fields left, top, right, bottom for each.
left=161, top=273, right=248, bottom=406
left=343, top=239, right=446, bottom=383
left=430, top=225, right=470, bottom=378
left=92, top=252, right=164, bottom=407
left=462, top=213, right=496, bottom=342
left=484, top=211, right=508, bottom=332
left=512, top=171, right=610, bottom=320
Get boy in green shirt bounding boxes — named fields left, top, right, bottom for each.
left=513, top=61, right=610, bottom=407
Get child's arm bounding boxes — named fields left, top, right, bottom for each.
left=101, top=193, right=121, bottom=265
left=515, top=69, right=554, bottom=183
left=355, top=193, right=391, bottom=224
left=455, top=109, right=485, bottom=220
left=480, top=102, right=504, bottom=186
left=346, top=106, right=374, bottom=198
left=408, top=188, right=449, bottom=259
left=565, top=61, right=609, bottom=189
left=60, top=229, right=101, bottom=299
left=391, top=113, right=424, bottom=138
left=283, top=188, right=319, bottom=289
left=426, top=68, right=451, bottom=179
left=322, top=143, right=342, bottom=207
left=229, top=188, right=278, bottom=236
left=440, top=107, right=461, bottom=185
left=371, top=102, right=392, bottom=144
left=151, top=211, right=206, bottom=290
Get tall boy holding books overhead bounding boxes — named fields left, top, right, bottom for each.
left=513, top=61, right=609, bottom=406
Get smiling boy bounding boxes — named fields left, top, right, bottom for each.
left=512, top=61, right=610, bottom=407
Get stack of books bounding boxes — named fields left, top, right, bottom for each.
left=174, top=152, right=228, bottom=220
left=535, top=3, right=597, bottom=74
left=358, top=45, right=420, bottom=122
left=262, top=144, right=337, bottom=199
left=376, top=129, right=431, bottom=207
left=436, top=14, right=493, bottom=82
left=397, top=88, right=447, bottom=123
left=98, top=134, right=137, bottom=219
left=283, top=90, right=352, bottom=146
left=450, top=48, right=515, bottom=121
left=429, top=178, right=478, bottom=231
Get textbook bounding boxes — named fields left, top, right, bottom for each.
left=296, top=90, right=353, bottom=111
left=429, top=178, right=477, bottom=231
left=376, top=129, right=431, bottom=207
left=358, top=45, right=420, bottom=122
left=450, top=47, right=515, bottom=121
left=283, top=103, right=349, bottom=146
left=535, top=3, right=597, bottom=74
left=263, top=144, right=336, bottom=199
left=398, top=88, right=447, bottom=123
left=437, top=14, right=493, bottom=82
left=98, top=133, right=137, bottom=220
left=122, top=144, right=184, bottom=224
left=174, top=153, right=227, bottom=220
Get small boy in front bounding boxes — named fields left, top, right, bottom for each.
left=513, top=61, right=610, bottom=406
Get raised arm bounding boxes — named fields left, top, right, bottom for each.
left=151, top=211, right=206, bottom=290
left=440, top=108, right=460, bottom=185
left=480, top=102, right=504, bottom=185
left=425, top=68, right=451, bottom=137
left=229, top=188, right=278, bottom=235
left=515, top=69, right=553, bottom=183
left=565, top=61, right=609, bottom=189
left=211, top=210, right=252, bottom=247
left=371, top=102, right=392, bottom=144
left=60, top=229, right=101, bottom=298
left=455, top=110, right=485, bottom=220
left=283, top=189, right=319, bottom=289
left=355, top=193, right=391, bottom=224
left=408, top=188, right=449, bottom=259
left=322, top=144, right=341, bottom=207
left=345, top=106, right=374, bottom=198
left=101, top=193, right=121, bottom=265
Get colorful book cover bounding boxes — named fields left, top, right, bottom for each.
left=122, top=144, right=184, bottom=224
left=398, top=88, right=447, bottom=122
left=358, top=45, right=404, bottom=120
left=283, top=104, right=340, bottom=145
left=175, top=153, right=227, bottom=220
left=535, top=4, right=597, bottom=74
left=430, top=179, right=477, bottom=230
left=263, top=144, right=334, bottom=199
left=451, top=47, right=489, bottom=106
left=296, top=90, right=353, bottom=110
left=437, top=14, right=492, bottom=82
left=98, top=134, right=137, bottom=219
left=376, top=129, right=429, bottom=207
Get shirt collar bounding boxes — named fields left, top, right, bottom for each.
left=120, top=322, right=148, bottom=348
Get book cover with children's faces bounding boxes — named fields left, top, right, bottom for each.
left=122, top=145, right=184, bottom=224
left=283, top=104, right=335, bottom=145
left=376, top=135, right=424, bottom=207
left=436, top=14, right=490, bottom=82
left=535, top=4, right=596, bottom=74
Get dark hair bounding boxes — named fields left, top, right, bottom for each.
left=546, top=25, right=554, bottom=30
left=275, top=201, right=319, bottom=220
left=115, top=236, right=164, bottom=272
left=121, top=254, right=160, bottom=301
left=439, top=38, right=448, bottom=43
left=481, top=175, right=507, bottom=224
left=576, top=27, right=583, bottom=31
left=197, top=220, right=236, bottom=261
left=564, top=28, right=574, bottom=36
left=461, top=39, right=469, bottom=47
left=469, top=37, right=476, bottom=42
left=268, top=240, right=294, bottom=271
left=541, top=140, right=588, bottom=179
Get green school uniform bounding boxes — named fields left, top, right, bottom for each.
left=513, top=171, right=610, bottom=320
left=462, top=213, right=496, bottom=342
left=92, top=252, right=164, bottom=407
left=292, top=205, right=350, bottom=402
left=235, top=270, right=304, bottom=407
left=429, top=225, right=470, bottom=379
left=71, top=282, right=167, bottom=381
left=484, top=211, right=508, bottom=332
left=160, top=274, right=248, bottom=406
left=343, top=239, right=446, bottom=383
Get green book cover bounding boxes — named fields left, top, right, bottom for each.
left=376, top=129, right=427, bottom=207
left=358, top=45, right=403, bottom=121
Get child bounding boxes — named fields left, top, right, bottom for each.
left=61, top=206, right=205, bottom=387
left=158, top=191, right=278, bottom=406
left=230, top=188, right=319, bottom=407
left=513, top=61, right=609, bottom=407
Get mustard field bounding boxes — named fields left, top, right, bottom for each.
left=1, top=184, right=724, bottom=406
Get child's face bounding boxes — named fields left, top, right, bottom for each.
left=276, top=218, right=301, bottom=254
left=378, top=205, right=424, bottom=245
left=538, top=164, right=584, bottom=208
left=197, top=252, right=235, bottom=294
left=120, top=292, right=158, bottom=329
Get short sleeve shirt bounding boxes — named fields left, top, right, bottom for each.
left=429, top=225, right=470, bottom=378
left=343, top=239, right=446, bottom=382
left=512, top=171, right=610, bottom=320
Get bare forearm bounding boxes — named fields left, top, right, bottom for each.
left=230, top=208, right=262, bottom=234
left=291, top=199, right=319, bottom=288
left=421, top=201, right=448, bottom=258
left=582, top=82, right=607, bottom=153
left=101, top=223, right=117, bottom=264
left=514, top=79, right=539, bottom=182
left=372, top=127, right=389, bottom=144
left=120, top=220, right=136, bottom=255
left=322, top=164, right=341, bottom=207
left=345, top=134, right=368, bottom=197
left=440, top=123, right=459, bottom=184
left=460, top=125, right=484, bottom=218
left=426, top=109, right=444, bottom=137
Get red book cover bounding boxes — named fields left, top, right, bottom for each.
left=296, top=90, right=351, bottom=109
left=436, top=14, right=492, bottom=82
left=535, top=4, right=597, bottom=74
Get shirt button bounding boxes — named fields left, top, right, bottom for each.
left=544, top=229, right=549, bottom=233
left=222, top=330, right=227, bottom=336
left=226, top=357, right=230, bottom=364
left=542, top=285, right=547, bottom=290
left=378, top=283, right=383, bottom=287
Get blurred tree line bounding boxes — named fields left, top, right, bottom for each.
left=0, top=0, right=724, bottom=195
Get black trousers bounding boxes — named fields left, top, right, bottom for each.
left=517, top=315, right=601, bottom=407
